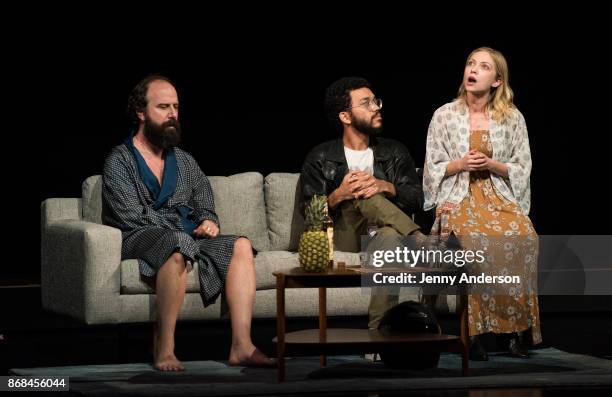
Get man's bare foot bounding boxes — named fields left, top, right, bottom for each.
left=154, top=352, right=185, bottom=371
left=153, top=328, right=184, bottom=371
left=229, top=346, right=276, bottom=367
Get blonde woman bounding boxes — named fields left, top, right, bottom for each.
left=423, top=47, right=541, bottom=360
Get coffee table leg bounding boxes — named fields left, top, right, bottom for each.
left=319, top=287, right=327, bottom=367
left=460, top=289, right=470, bottom=376
left=277, top=274, right=286, bottom=382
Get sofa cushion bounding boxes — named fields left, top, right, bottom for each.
left=209, top=172, right=270, bottom=252
left=264, top=173, right=304, bottom=251
left=254, top=250, right=361, bottom=290
left=82, top=175, right=103, bottom=224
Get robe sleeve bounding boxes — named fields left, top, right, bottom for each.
left=189, top=159, right=220, bottom=227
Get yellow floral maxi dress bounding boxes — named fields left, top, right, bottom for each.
left=434, top=130, right=541, bottom=344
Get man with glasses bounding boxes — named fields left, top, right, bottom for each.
left=300, top=76, right=450, bottom=330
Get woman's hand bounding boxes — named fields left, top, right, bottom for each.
left=467, top=151, right=510, bottom=177
left=463, top=150, right=489, bottom=171
left=447, top=150, right=486, bottom=176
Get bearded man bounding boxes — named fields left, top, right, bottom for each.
left=300, top=76, right=439, bottom=329
left=102, top=75, right=273, bottom=371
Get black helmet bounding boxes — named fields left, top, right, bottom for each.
left=377, top=301, right=441, bottom=369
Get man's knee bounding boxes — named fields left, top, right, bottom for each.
left=164, top=252, right=187, bottom=275
left=366, top=193, right=388, bottom=203
left=234, top=237, right=252, bottom=253
left=232, top=238, right=254, bottom=268
left=154, top=252, right=188, bottom=290
left=356, top=193, right=396, bottom=221
left=361, top=193, right=390, bottom=209
left=169, top=251, right=185, bottom=264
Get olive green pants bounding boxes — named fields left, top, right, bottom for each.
left=333, top=194, right=420, bottom=329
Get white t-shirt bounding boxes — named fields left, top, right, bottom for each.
left=344, top=146, right=374, bottom=174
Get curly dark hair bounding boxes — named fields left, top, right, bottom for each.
left=126, top=74, right=176, bottom=126
left=324, top=76, right=372, bottom=132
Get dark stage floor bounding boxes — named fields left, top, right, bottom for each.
left=1, top=285, right=611, bottom=396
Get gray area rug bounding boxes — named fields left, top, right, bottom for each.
left=10, top=348, right=612, bottom=396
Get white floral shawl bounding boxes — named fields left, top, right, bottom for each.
left=423, top=101, right=532, bottom=214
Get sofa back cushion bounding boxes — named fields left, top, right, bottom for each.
left=82, top=172, right=270, bottom=252
left=209, top=172, right=270, bottom=252
left=264, top=173, right=304, bottom=251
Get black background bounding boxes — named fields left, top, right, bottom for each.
left=5, top=9, right=610, bottom=282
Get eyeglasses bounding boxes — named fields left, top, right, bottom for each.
left=350, top=97, right=383, bottom=112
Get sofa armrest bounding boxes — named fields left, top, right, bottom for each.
left=41, top=220, right=122, bottom=324
left=41, top=198, right=82, bottom=227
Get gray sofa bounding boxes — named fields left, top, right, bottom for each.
left=41, top=172, right=453, bottom=325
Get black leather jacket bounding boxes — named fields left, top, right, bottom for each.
left=299, top=137, right=423, bottom=218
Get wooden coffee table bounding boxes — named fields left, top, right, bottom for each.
left=272, top=266, right=469, bottom=382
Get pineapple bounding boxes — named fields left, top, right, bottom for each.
left=298, top=195, right=330, bottom=272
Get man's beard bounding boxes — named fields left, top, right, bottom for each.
left=352, top=113, right=383, bottom=136
left=143, top=117, right=182, bottom=149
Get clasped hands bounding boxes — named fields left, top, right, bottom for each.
left=338, top=171, right=390, bottom=200
left=460, top=149, right=491, bottom=172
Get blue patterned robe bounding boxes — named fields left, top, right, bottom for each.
left=102, top=139, right=238, bottom=306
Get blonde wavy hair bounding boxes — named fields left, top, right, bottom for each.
left=456, top=47, right=516, bottom=123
